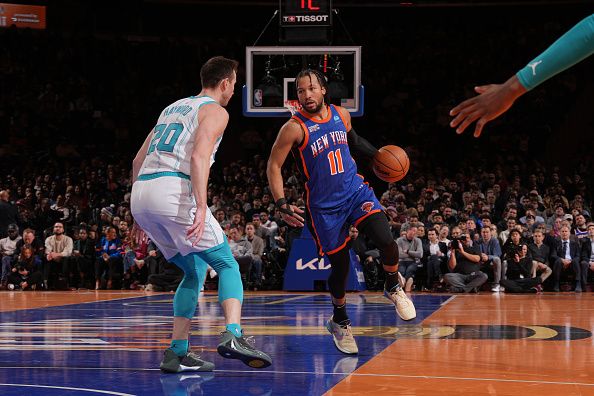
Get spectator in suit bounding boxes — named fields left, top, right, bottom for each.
left=477, top=226, right=504, bottom=292
left=579, top=223, right=594, bottom=289
left=551, top=225, right=582, bottom=292
left=422, top=227, right=448, bottom=290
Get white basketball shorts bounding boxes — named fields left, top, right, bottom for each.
left=131, top=173, right=226, bottom=260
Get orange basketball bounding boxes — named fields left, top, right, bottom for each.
left=372, top=145, right=409, bottom=183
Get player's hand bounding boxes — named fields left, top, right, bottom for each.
left=279, top=204, right=305, bottom=227
left=187, top=205, right=206, bottom=246
left=450, top=76, right=526, bottom=138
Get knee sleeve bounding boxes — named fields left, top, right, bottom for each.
left=358, top=212, right=398, bottom=266
left=198, top=242, right=243, bottom=304
left=327, top=247, right=351, bottom=300
left=170, top=253, right=207, bottom=319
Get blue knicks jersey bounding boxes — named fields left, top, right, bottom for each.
left=292, top=105, right=364, bottom=210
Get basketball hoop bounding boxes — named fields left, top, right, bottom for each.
left=284, top=99, right=302, bottom=115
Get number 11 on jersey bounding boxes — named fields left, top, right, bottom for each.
left=327, top=149, right=344, bottom=175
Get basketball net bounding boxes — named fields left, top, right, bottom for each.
left=284, top=99, right=302, bottom=116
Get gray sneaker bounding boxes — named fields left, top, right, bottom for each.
left=217, top=330, right=272, bottom=369
left=326, top=316, right=358, bottom=355
left=159, top=348, right=215, bottom=373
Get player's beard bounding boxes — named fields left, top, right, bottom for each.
left=301, top=99, right=324, bottom=114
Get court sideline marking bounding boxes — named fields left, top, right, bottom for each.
left=0, top=383, right=134, bottom=395
left=2, top=366, right=594, bottom=387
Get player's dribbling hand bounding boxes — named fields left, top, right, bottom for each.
left=187, top=205, right=206, bottom=246
left=280, top=205, right=305, bottom=228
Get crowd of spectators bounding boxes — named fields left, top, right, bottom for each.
left=0, top=6, right=592, bottom=293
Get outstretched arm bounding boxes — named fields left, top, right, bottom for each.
left=450, top=13, right=594, bottom=138
left=266, top=120, right=305, bottom=227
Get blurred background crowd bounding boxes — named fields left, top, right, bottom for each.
left=0, top=1, right=592, bottom=293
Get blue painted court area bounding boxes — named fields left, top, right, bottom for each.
left=0, top=293, right=449, bottom=395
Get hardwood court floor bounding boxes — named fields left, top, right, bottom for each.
left=0, top=291, right=593, bottom=395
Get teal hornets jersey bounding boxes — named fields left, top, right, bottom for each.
left=139, top=95, right=220, bottom=177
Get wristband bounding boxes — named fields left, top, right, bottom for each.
left=275, top=198, right=295, bottom=216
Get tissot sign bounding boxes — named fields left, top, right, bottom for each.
left=279, top=0, right=332, bottom=27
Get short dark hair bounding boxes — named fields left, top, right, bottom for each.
left=295, top=69, right=329, bottom=101
left=509, top=229, right=521, bottom=237
left=200, top=56, right=239, bottom=89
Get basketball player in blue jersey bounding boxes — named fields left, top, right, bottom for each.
left=131, top=56, right=271, bottom=373
left=450, top=13, right=594, bottom=137
left=267, top=69, right=416, bottom=355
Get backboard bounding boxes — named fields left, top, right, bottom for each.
left=243, top=46, right=363, bottom=117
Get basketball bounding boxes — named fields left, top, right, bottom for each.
left=372, top=145, right=409, bottom=182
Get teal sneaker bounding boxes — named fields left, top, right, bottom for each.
left=159, top=348, right=215, bottom=373
left=217, top=330, right=272, bottom=369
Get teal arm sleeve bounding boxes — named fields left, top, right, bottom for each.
left=516, top=14, right=594, bottom=91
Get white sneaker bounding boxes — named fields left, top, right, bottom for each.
left=145, top=284, right=154, bottom=292
left=209, top=269, right=218, bottom=279
left=491, top=284, right=501, bottom=292
left=326, top=316, right=358, bottom=355
left=384, top=287, right=416, bottom=321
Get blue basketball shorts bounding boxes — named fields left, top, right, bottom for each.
left=307, top=183, right=382, bottom=256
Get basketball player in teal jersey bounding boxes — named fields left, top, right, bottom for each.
left=131, top=56, right=271, bottom=373
left=267, top=69, right=416, bottom=355
left=450, top=14, right=594, bottom=137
